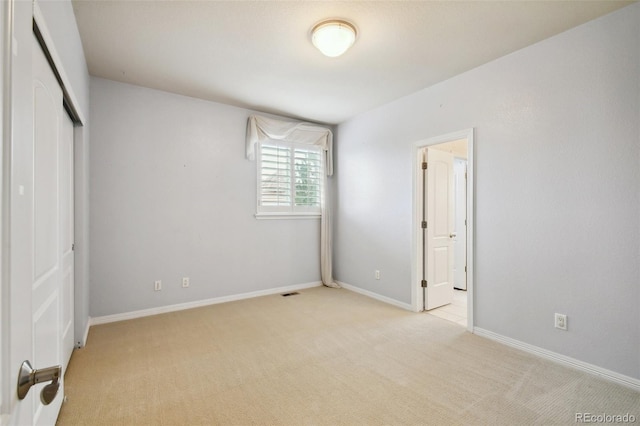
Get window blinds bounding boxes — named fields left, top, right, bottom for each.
left=259, top=142, right=322, bottom=212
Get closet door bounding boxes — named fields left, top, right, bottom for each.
left=60, top=111, right=75, bottom=372
left=29, top=33, right=67, bottom=425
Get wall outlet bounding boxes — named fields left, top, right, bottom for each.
left=375, top=270, right=380, bottom=280
left=154, top=280, right=162, bottom=291
left=554, top=313, right=567, bottom=330
left=182, top=277, right=190, bottom=288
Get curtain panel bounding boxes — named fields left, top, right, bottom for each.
left=246, top=114, right=333, bottom=176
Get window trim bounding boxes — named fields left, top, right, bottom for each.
left=254, top=212, right=321, bottom=220
left=255, top=140, right=323, bottom=219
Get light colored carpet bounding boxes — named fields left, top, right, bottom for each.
left=57, top=287, right=639, bottom=425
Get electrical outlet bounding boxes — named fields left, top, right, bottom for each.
left=182, top=277, right=190, bottom=288
left=375, top=270, right=380, bottom=280
left=154, top=280, right=162, bottom=291
left=554, top=313, right=567, bottom=330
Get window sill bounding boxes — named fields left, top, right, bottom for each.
left=255, top=212, right=321, bottom=220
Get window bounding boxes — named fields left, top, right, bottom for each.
left=256, top=140, right=323, bottom=218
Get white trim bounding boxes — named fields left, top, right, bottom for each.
left=255, top=212, right=321, bottom=220
left=465, top=134, right=474, bottom=333
left=90, top=281, right=323, bottom=326
left=337, top=281, right=414, bottom=311
left=473, top=327, right=640, bottom=391
left=411, top=129, right=475, bottom=333
left=76, top=317, right=90, bottom=348
left=0, top=0, right=9, bottom=418
left=32, top=1, right=86, bottom=124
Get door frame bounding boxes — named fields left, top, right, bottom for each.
left=411, top=129, right=475, bottom=332
left=453, top=156, right=468, bottom=291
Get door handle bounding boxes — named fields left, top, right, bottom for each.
left=17, top=360, right=61, bottom=405
left=449, top=233, right=457, bottom=239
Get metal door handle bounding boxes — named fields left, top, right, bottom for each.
left=17, top=360, right=61, bottom=405
left=449, top=233, right=457, bottom=238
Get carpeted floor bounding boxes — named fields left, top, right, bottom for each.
left=57, top=286, right=639, bottom=425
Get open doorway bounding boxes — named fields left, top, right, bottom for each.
left=411, top=129, right=474, bottom=331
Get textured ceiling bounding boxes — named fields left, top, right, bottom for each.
left=71, top=1, right=633, bottom=124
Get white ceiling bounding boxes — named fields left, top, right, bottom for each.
left=71, top=1, right=633, bottom=125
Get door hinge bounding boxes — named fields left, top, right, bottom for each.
left=72, top=243, right=75, bottom=251
left=465, top=172, right=467, bottom=180
left=421, top=280, right=427, bottom=288
left=421, top=221, right=427, bottom=229
left=464, top=266, right=467, bottom=273
left=422, top=162, right=427, bottom=170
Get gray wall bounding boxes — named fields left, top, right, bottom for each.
left=37, top=0, right=90, bottom=115
left=37, top=0, right=91, bottom=346
left=89, top=78, right=321, bottom=317
left=334, top=4, right=639, bottom=379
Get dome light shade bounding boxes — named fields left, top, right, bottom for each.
left=311, top=20, right=357, bottom=58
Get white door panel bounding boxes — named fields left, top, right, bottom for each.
left=425, top=148, right=454, bottom=310
left=31, top=34, right=64, bottom=425
left=5, top=7, right=78, bottom=416
left=33, top=80, right=59, bottom=281
left=6, top=33, right=75, bottom=426
left=61, top=113, right=75, bottom=371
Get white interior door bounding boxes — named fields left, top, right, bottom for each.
left=424, top=147, right=454, bottom=310
left=453, top=158, right=467, bottom=290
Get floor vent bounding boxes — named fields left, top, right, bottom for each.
left=281, top=292, right=300, bottom=297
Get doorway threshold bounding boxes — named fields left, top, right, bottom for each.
left=426, top=289, right=467, bottom=327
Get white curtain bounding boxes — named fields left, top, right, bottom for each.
left=320, top=156, right=338, bottom=288
left=246, top=114, right=339, bottom=288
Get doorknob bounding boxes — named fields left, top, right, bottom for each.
left=449, top=232, right=457, bottom=238
left=17, top=360, right=61, bottom=405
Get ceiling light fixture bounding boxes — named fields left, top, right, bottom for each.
left=311, top=19, right=357, bottom=58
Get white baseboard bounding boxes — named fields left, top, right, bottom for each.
left=90, top=281, right=323, bottom=326
left=473, top=327, right=640, bottom=391
left=337, top=281, right=414, bottom=311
